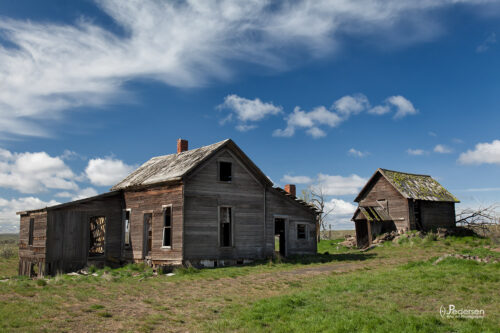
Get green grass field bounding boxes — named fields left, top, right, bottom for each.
left=0, top=232, right=498, bottom=332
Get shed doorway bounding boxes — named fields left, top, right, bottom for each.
left=355, top=220, right=369, bottom=248
left=274, top=218, right=286, bottom=256
left=143, top=213, right=152, bottom=258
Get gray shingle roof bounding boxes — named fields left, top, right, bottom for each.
left=111, top=139, right=229, bottom=190
left=379, top=169, right=459, bottom=202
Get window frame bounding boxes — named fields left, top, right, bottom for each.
left=123, top=209, right=131, bottom=249
left=162, top=204, right=173, bottom=249
left=217, top=160, right=233, bottom=183
left=218, top=206, right=234, bottom=247
left=296, top=223, right=307, bottom=240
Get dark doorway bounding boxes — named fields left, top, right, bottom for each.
left=274, top=218, right=286, bottom=256
left=143, top=213, right=152, bottom=257
left=355, top=220, right=369, bottom=248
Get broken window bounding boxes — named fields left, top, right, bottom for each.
left=219, top=162, right=232, bottom=182
left=123, top=210, right=131, bottom=248
left=220, top=207, right=232, bottom=247
left=28, top=218, right=34, bottom=246
left=89, top=216, right=106, bottom=257
left=297, top=224, right=306, bottom=239
left=162, top=206, right=172, bottom=247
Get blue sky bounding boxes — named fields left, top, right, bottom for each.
left=1, top=0, right=500, bottom=232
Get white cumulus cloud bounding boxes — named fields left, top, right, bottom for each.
left=458, top=140, right=500, bottom=165
left=218, top=94, right=282, bottom=131
left=274, top=93, right=417, bottom=138
left=0, top=197, right=60, bottom=233
left=0, top=149, right=78, bottom=193
left=313, top=173, right=367, bottom=196
left=85, top=157, right=135, bottom=186
left=386, top=95, right=418, bottom=118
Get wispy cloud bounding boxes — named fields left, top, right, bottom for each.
left=348, top=148, right=368, bottom=157
left=434, top=144, right=453, bottom=154
left=476, top=32, right=497, bottom=53
left=407, top=148, right=427, bottom=156
left=281, top=174, right=314, bottom=184
left=0, top=0, right=492, bottom=136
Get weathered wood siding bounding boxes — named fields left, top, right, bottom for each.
left=266, top=189, right=317, bottom=256
left=183, top=149, right=267, bottom=262
left=358, top=174, right=410, bottom=231
left=18, top=211, right=47, bottom=276
left=123, top=184, right=183, bottom=265
left=420, top=201, right=456, bottom=230
left=45, top=194, right=124, bottom=275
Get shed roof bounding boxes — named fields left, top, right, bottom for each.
left=354, top=168, right=459, bottom=203
left=111, top=139, right=272, bottom=190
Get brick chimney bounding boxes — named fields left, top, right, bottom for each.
left=177, top=139, right=188, bottom=153
left=284, top=184, right=296, bottom=197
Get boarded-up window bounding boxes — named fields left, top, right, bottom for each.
left=162, top=206, right=172, bottom=247
left=219, top=162, right=232, bottom=182
left=28, top=218, right=34, bottom=246
left=220, top=207, right=232, bottom=247
left=297, top=224, right=306, bottom=239
left=89, top=216, right=106, bottom=256
left=123, top=210, right=131, bottom=248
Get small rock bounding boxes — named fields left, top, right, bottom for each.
left=165, top=273, right=175, bottom=277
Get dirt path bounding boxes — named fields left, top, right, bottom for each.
left=57, top=249, right=438, bottom=332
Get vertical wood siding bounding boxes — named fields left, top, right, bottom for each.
left=183, top=149, right=266, bottom=261
left=124, top=184, right=183, bottom=265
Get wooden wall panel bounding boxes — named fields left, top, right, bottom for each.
left=358, top=174, right=410, bottom=231
left=420, top=201, right=456, bottom=230
left=124, top=184, right=183, bottom=265
left=266, top=190, right=317, bottom=257
left=183, top=148, right=267, bottom=261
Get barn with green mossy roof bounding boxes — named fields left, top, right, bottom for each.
left=352, top=168, right=459, bottom=248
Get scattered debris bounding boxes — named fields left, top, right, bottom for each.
left=373, top=231, right=399, bottom=244
left=339, top=234, right=356, bottom=248
left=165, top=273, right=175, bottom=277
left=433, top=253, right=499, bottom=265
left=66, top=272, right=80, bottom=276
left=360, top=244, right=380, bottom=252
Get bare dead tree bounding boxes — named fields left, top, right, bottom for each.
left=301, top=186, right=334, bottom=242
left=455, top=204, right=499, bottom=237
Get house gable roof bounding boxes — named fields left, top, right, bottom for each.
left=354, top=168, right=459, bottom=203
left=111, top=139, right=272, bottom=190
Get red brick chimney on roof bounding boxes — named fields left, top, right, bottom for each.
left=177, top=139, right=188, bottom=153
left=284, top=184, right=296, bottom=197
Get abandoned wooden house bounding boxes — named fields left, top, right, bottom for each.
left=351, top=168, right=459, bottom=248
left=17, top=139, right=319, bottom=277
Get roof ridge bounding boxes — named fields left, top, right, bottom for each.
left=380, top=168, right=431, bottom=178
left=149, top=138, right=231, bottom=160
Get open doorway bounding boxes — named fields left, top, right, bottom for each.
left=143, top=213, right=152, bottom=258
left=274, top=218, right=286, bottom=256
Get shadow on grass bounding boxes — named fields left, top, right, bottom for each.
left=278, top=252, right=377, bottom=265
